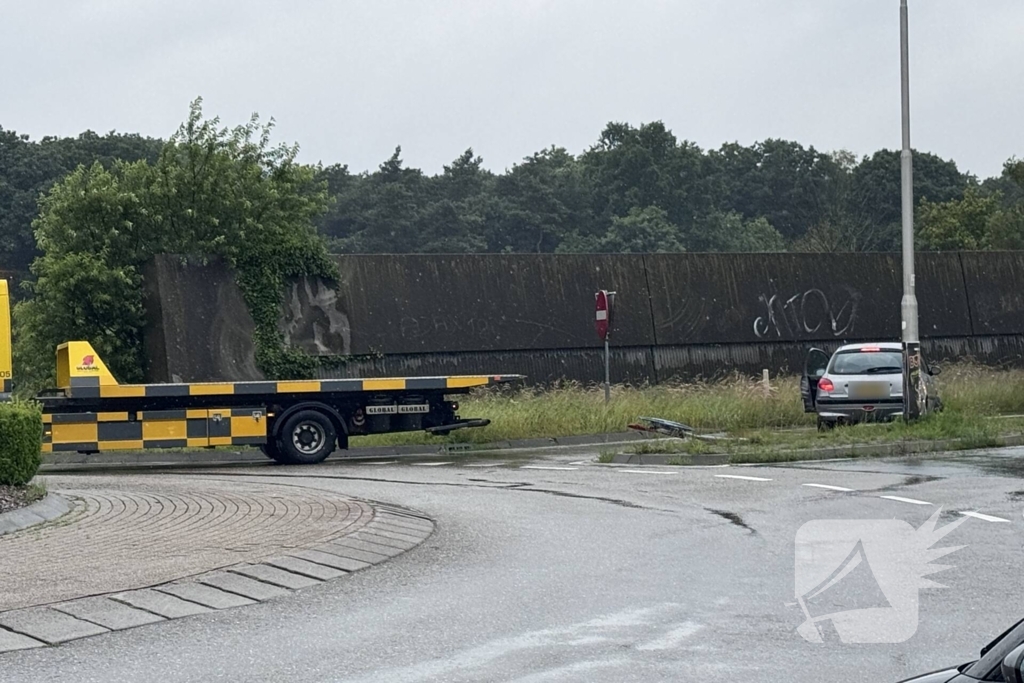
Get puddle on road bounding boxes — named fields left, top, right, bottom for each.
left=873, top=474, right=944, bottom=492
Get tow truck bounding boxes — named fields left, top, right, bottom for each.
left=0, top=280, right=520, bottom=464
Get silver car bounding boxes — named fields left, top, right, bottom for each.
left=800, top=342, right=942, bottom=429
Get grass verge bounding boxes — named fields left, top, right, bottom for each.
left=354, top=363, right=1024, bottom=461
left=621, top=412, right=1024, bottom=464
left=357, top=375, right=809, bottom=447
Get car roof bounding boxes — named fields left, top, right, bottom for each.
left=835, top=342, right=902, bottom=352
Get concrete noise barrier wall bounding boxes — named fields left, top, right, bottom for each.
left=141, top=252, right=1024, bottom=384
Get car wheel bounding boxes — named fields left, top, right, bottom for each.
left=277, top=410, right=337, bottom=465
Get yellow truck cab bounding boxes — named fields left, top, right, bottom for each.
left=0, top=280, right=520, bottom=464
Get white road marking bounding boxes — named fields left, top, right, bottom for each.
left=617, top=470, right=678, bottom=475
left=568, top=460, right=589, bottom=466
left=412, top=462, right=454, bottom=467
left=520, top=466, right=579, bottom=471
left=463, top=462, right=504, bottom=467
left=961, top=511, right=1012, bottom=523
left=802, top=484, right=855, bottom=492
left=364, top=461, right=398, bottom=465
left=715, top=474, right=772, bottom=482
left=879, top=495, right=932, bottom=506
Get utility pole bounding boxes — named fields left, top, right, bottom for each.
left=900, top=0, right=923, bottom=420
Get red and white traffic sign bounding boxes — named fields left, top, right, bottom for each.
left=595, top=290, right=610, bottom=341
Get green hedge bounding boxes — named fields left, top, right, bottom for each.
left=0, top=400, right=43, bottom=486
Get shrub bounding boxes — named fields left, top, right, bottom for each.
left=0, top=400, right=43, bottom=485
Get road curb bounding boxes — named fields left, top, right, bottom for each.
left=0, top=494, right=71, bottom=537
left=742, top=433, right=1024, bottom=464
left=0, top=496, right=433, bottom=654
left=38, top=431, right=652, bottom=472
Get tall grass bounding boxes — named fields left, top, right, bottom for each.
left=355, top=363, right=1024, bottom=447
left=935, top=363, right=1024, bottom=416
left=451, top=376, right=809, bottom=442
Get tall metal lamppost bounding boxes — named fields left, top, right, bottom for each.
left=900, top=0, right=923, bottom=420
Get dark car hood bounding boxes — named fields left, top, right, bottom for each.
left=898, top=668, right=974, bottom=683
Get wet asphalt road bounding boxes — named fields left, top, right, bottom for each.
left=4, top=448, right=1024, bottom=683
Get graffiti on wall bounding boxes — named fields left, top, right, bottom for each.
left=280, top=278, right=352, bottom=355
left=753, top=289, right=861, bottom=339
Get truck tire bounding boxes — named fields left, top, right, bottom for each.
left=277, top=410, right=337, bottom=465
left=260, top=438, right=286, bottom=463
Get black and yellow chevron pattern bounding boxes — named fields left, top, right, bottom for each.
left=42, top=407, right=267, bottom=453
left=63, top=375, right=514, bottom=399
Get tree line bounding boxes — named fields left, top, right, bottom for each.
left=2, top=118, right=1023, bottom=277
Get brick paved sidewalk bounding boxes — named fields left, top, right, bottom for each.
left=0, top=474, right=434, bottom=653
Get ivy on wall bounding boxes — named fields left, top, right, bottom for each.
left=234, top=239, right=341, bottom=380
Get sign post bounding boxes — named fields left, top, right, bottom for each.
left=595, top=290, right=616, bottom=404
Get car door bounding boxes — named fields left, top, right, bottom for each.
left=801, top=348, right=830, bottom=413
left=921, top=357, right=943, bottom=414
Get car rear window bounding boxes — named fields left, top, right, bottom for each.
left=829, top=350, right=903, bottom=375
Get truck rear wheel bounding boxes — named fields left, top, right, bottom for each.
left=277, top=410, right=337, bottom=465
left=260, top=438, right=285, bottom=463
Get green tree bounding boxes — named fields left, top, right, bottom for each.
left=689, top=211, right=785, bottom=252
left=579, top=122, right=712, bottom=244
left=852, top=149, right=969, bottom=250
left=487, top=147, right=590, bottom=253
left=0, top=127, right=161, bottom=273
left=415, top=150, right=490, bottom=252
left=707, top=139, right=832, bottom=241
left=15, top=99, right=332, bottom=391
left=795, top=151, right=885, bottom=252
left=326, top=147, right=432, bottom=253
left=15, top=159, right=154, bottom=385
left=599, top=206, right=683, bottom=253
left=916, top=186, right=1000, bottom=251
left=986, top=205, right=1024, bottom=249
left=1006, top=158, right=1024, bottom=188
left=985, top=159, right=1024, bottom=249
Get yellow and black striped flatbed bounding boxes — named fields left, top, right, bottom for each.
left=40, top=372, right=522, bottom=455
left=56, top=374, right=517, bottom=400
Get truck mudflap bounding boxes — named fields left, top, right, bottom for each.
left=425, top=419, right=491, bottom=435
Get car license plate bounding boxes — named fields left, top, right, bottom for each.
left=849, top=382, right=888, bottom=400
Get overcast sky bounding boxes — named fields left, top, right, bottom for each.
left=3, top=0, right=1022, bottom=179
